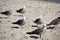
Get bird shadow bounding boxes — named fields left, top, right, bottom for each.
left=30, top=36, right=39, bottom=39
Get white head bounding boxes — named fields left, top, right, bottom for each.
left=23, top=17, right=27, bottom=20
left=43, top=24, right=46, bottom=26
left=23, top=5, right=26, bottom=9
left=23, top=17, right=29, bottom=23
left=39, top=16, right=45, bottom=24
left=39, top=16, right=43, bottom=19
left=23, top=17, right=28, bottom=21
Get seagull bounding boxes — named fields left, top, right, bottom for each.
left=33, top=17, right=44, bottom=25
left=16, top=5, right=26, bottom=13
left=26, top=24, right=47, bottom=38
left=0, top=10, right=12, bottom=16
left=47, top=17, right=60, bottom=26
left=12, top=17, right=27, bottom=26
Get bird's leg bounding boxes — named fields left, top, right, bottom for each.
left=40, top=34, right=41, bottom=38
left=40, top=34, right=44, bottom=40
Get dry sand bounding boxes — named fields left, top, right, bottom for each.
left=0, top=0, right=60, bottom=40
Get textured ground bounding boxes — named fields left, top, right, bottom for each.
left=0, top=0, right=60, bottom=40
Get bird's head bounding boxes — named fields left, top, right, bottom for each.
left=23, top=17, right=29, bottom=22
left=39, top=16, right=44, bottom=23
left=23, top=17, right=27, bottom=20
left=22, top=5, right=26, bottom=9
left=39, top=16, right=43, bottom=19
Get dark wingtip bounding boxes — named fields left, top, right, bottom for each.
left=26, top=32, right=32, bottom=34
left=16, top=8, right=24, bottom=13
left=16, top=10, right=19, bottom=12
left=12, top=22, right=16, bottom=24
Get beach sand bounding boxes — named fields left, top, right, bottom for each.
left=0, top=0, right=60, bottom=40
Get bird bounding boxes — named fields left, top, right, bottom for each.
left=0, top=10, right=12, bottom=16
left=33, top=17, right=44, bottom=25
left=16, top=6, right=26, bottom=13
left=26, top=24, right=47, bottom=38
left=47, top=17, right=60, bottom=26
left=12, top=17, right=27, bottom=26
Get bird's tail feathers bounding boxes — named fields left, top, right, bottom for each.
left=27, top=32, right=33, bottom=34
left=13, top=22, right=16, bottom=24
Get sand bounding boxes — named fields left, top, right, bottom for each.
left=0, top=0, right=60, bottom=40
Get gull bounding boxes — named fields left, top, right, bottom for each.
left=33, top=17, right=44, bottom=25
left=16, top=5, right=26, bottom=13
left=26, top=24, right=47, bottom=38
left=12, top=17, right=27, bottom=26
left=0, top=10, right=12, bottom=16
left=47, top=17, right=60, bottom=26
